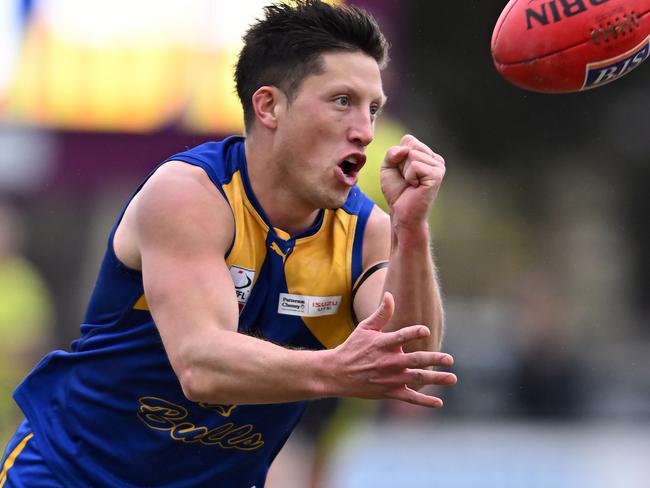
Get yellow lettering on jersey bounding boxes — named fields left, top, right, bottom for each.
left=137, top=397, right=264, bottom=451
left=199, top=403, right=237, bottom=417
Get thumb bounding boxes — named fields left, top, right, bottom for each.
left=382, top=146, right=410, bottom=168
left=359, top=292, right=394, bottom=331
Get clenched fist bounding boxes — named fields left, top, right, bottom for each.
left=380, top=134, right=446, bottom=227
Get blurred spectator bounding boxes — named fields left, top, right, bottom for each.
left=0, top=202, right=54, bottom=444
left=267, top=398, right=380, bottom=488
left=510, top=270, right=586, bottom=419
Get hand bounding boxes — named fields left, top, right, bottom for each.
left=327, top=292, right=456, bottom=407
left=380, top=134, right=446, bottom=227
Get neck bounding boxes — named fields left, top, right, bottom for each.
left=244, top=137, right=320, bottom=237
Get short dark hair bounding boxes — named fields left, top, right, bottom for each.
left=235, top=0, right=389, bottom=130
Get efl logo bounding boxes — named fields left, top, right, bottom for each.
left=229, top=265, right=255, bottom=310
left=583, top=35, right=650, bottom=90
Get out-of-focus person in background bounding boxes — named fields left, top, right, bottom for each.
left=0, top=1, right=455, bottom=486
left=510, top=269, right=586, bottom=419
left=0, top=202, right=53, bottom=445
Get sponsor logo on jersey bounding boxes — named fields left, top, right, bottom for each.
left=230, top=265, right=255, bottom=311
left=277, top=293, right=341, bottom=317
left=583, top=36, right=650, bottom=90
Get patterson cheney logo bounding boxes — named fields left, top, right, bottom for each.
left=278, top=293, right=341, bottom=317
left=583, top=36, right=650, bottom=90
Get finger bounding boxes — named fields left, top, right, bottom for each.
left=378, top=325, right=430, bottom=348
left=403, top=160, right=445, bottom=189
left=399, top=149, right=444, bottom=175
left=383, top=145, right=410, bottom=167
left=404, top=149, right=444, bottom=168
left=373, top=351, right=454, bottom=373
left=398, top=149, right=443, bottom=181
left=404, top=351, right=454, bottom=368
left=432, top=152, right=445, bottom=166
left=371, top=370, right=457, bottom=387
left=400, top=134, right=417, bottom=148
left=401, top=135, right=447, bottom=167
left=389, top=386, right=444, bottom=408
left=359, top=292, right=394, bottom=332
left=400, top=134, right=436, bottom=158
left=413, top=370, right=457, bottom=386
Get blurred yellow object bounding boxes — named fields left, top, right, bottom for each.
left=0, top=255, right=53, bottom=445
left=0, top=256, right=52, bottom=356
left=1, top=0, right=342, bottom=133
left=6, top=25, right=205, bottom=132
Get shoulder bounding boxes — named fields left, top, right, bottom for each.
left=115, top=161, right=235, bottom=269
left=135, top=162, right=234, bottom=251
left=163, top=136, right=245, bottom=183
left=141, top=160, right=219, bottom=198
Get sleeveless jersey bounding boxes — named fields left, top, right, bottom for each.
left=14, top=136, right=375, bottom=487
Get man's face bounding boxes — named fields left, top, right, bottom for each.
left=273, top=50, right=385, bottom=210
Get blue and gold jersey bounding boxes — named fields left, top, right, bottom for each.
left=14, top=136, right=375, bottom=487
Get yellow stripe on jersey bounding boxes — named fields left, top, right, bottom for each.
left=133, top=294, right=149, bottom=311
left=284, top=210, right=358, bottom=349
left=223, top=170, right=268, bottom=276
left=0, top=433, right=34, bottom=487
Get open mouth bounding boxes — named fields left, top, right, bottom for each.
left=338, top=154, right=366, bottom=178
left=341, top=160, right=357, bottom=176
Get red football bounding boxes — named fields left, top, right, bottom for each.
left=491, top=0, right=650, bottom=92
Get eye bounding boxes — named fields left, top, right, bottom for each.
left=370, top=103, right=384, bottom=121
left=334, top=95, right=350, bottom=107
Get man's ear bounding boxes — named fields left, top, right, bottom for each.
left=251, top=86, right=285, bottom=130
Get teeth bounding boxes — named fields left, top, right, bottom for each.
left=346, top=156, right=358, bottom=165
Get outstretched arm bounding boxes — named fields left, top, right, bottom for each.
left=133, top=162, right=453, bottom=407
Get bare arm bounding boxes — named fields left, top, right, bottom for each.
left=133, top=162, right=453, bottom=407
left=354, top=135, right=446, bottom=353
left=355, top=209, right=443, bottom=353
left=135, top=163, right=325, bottom=404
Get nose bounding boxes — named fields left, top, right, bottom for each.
left=347, top=110, right=374, bottom=147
